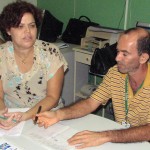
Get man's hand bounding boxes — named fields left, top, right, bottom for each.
left=68, top=130, right=110, bottom=149
left=35, top=111, right=59, bottom=128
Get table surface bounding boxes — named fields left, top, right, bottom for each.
left=3, top=114, right=150, bottom=150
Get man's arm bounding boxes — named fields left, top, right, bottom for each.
left=68, top=124, right=150, bottom=149
left=57, top=98, right=101, bottom=120
left=36, top=98, right=101, bottom=128
left=108, top=123, right=150, bottom=143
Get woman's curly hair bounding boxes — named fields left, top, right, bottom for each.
left=0, top=0, right=42, bottom=41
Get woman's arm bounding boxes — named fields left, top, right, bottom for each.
left=22, top=66, right=64, bottom=120
left=0, top=80, right=18, bottom=129
left=0, top=80, right=6, bottom=110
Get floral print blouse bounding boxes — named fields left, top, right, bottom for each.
left=0, top=40, right=68, bottom=108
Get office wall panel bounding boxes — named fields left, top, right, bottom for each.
left=0, top=0, right=37, bottom=12
left=37, top=0, right=150, bottom=30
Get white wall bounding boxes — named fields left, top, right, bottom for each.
left=0, top=0, right=37, bottom=13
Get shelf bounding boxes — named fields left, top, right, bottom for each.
left=75, top=92, right=88, bottom=99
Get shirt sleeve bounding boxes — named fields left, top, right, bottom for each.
left=147, top=106, right=150, bottom=124
left=45, top=43, right=68, bottom=81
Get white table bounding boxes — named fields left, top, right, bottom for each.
left=3, top=114, right=150, bottom=150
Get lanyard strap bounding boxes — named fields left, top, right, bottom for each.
left=125, top=76, right=129, bottom=116
left=125, top=76, right=144, bottom=117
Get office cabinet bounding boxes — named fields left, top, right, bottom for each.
left=60, top=45, right=75, bottom=106
left=73, top=48, right=93, bottom=101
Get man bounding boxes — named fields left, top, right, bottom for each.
left=36, top=27, right=150, bottom=149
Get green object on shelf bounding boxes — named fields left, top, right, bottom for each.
left=88, top=74, right=103, bottom=85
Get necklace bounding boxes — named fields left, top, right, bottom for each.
left=14, top=50, right=33, bottom=64
left=16, top=56, right=27, bottom=64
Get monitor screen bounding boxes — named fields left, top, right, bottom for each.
left=37, top=10, right=63, bottom=42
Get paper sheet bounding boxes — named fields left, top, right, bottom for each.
left=0, top=137, right=24, bottom=150
left=0, top=122, right=25, bottom=137
left=25, top=123, right=78, bottom=150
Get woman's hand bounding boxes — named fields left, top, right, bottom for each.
left=0, top=108, right=18, bottom=130
left=4, top=111, right=28, bottom=122
left=34, top=111, right=59, bottom=128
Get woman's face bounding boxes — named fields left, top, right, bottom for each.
left=7, top=13, right=37, bottom=50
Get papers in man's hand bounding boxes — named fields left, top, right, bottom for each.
left=25, top=123, right=78, bottom=150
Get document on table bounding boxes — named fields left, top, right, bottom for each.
left=0, top=122, right=25, bottom=137
left=25, top=123, right=78, bottom=150
left=0, top=108, right=28, bottom=137
left=0, top=137, right=24, bottom=150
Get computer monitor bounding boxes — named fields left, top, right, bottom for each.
left=136, top=21, right=150, bottom=32
left=37, top=10, right=63, bottom=42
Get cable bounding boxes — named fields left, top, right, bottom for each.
left=117, top=0, right=127, bottom=29
left=124, top=0, right=129, bottom=29
left=73, top=0, right=76, bottom=18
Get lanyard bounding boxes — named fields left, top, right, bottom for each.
left=125, top=76, right=144, bottom=117
left=125, top=76, right=129, bottom=117
left=124, top=76, right=144, bottom=128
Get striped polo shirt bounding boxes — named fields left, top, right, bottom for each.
left=90, top=63, right=150, bottom=127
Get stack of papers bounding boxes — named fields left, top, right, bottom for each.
left=25, top=123, right=78, bottom=150
left=0, top=138, right=24, bottom=150
left=55, top=42, right=69, bottom=49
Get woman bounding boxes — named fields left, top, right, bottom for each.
left=0, top=1, right=67, bottom=129
left=0, top=38, right=4, bottom=45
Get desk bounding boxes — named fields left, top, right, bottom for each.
left=3, top=114, right=150, bottom=150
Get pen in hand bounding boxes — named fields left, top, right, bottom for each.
left=34, top=106, right=42, bottom=125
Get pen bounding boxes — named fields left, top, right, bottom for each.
left=0, top=115, right=17, bottom=123
left=34, top=106, right=42, bottom=125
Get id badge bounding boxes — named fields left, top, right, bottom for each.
left=122, top=121, right=130, bottom=128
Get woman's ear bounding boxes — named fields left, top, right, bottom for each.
left=6, top=29, right=11, bottom=36
left=140, top=53, right=149, bottom=64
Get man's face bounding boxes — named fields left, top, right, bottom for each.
left=116, top=33, right=141, bottom=74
